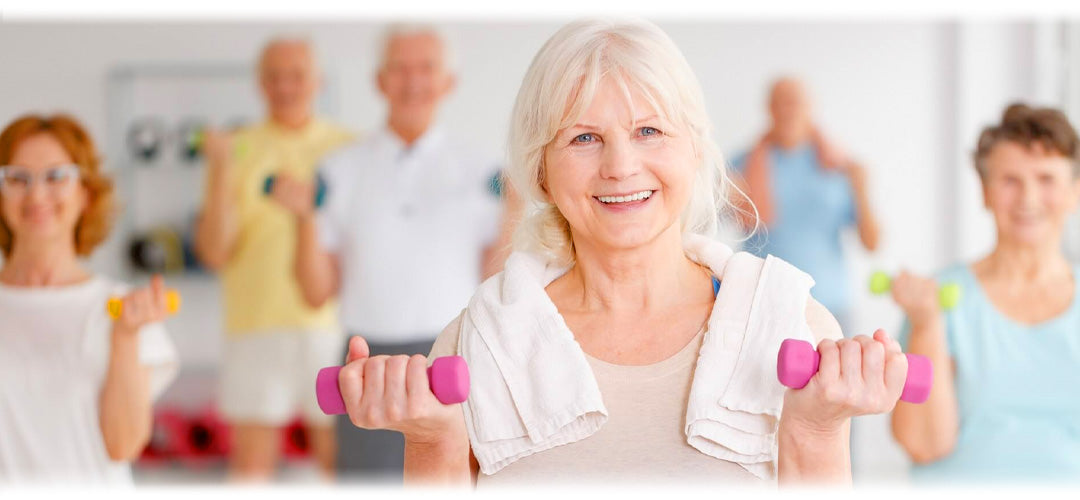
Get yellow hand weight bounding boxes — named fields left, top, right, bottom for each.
left=107, top=290, right=181, bottom=320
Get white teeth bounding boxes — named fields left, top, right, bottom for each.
left=598, top=190, right=653, bottom=204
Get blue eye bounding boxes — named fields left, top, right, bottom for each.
left=639, top=126, right=661, bottom=136
left=573, top=133, right=597, bottom=144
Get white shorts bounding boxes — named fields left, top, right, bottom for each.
left=219, top=329, right=343, bottom=427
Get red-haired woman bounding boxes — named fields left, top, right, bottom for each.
left=0, top=114, right=178, bottom=484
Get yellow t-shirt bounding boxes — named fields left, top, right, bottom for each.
left=217, top=118, right=355, bottom=336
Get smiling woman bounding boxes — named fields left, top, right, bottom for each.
left=0, top=115, right=114, bottom=258
left=326, top=18, right=916, bottom=488
left=505, top=20, right=734, bottom=267
left=890, top=104, right=1080, bottom=482
left=0, top=114, right=178, bottom=485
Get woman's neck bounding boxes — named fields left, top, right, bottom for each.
left=564, top=225, right=710, bottom=313
left=0, top=239, right=88, bottom=287
left=978, top=237, right=1072, bottom=285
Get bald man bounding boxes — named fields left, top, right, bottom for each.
left=732, top=77, right=880, bottom=331
left=194, top=38, right=356, bottom=482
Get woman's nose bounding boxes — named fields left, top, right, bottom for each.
left=598, top=138, right=640, bottom=181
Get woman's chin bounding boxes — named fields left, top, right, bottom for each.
left=1001, top=225, right=1052, bottom=245
left=591, top=226, right=675, bottom=253
left=14, top=224, right=69, bottom=245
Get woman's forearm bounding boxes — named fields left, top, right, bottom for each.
left=294, top=214, right=340, bottom=308
left=890, top=316, right=959, bottom=463
left=777, top=417, right=851, bottom=485
left=403, top=432, right=472, bottom=486
left=98, top=328, right=153, bottom=461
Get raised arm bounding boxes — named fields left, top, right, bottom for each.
left=266, top=172, right=341, bottom=307
left=193, top=130, right=239, bottom=270
left=778, top=298, right=907, bottom=485
left=888, top=271, right=959, bottom=463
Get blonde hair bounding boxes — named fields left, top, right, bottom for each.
left=506, top=18, right=751, bottom=266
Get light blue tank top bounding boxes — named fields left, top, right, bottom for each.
left=898, top=263, right=1080, bottom=483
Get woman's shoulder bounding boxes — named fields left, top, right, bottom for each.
left=429, top=310, right=466, bottom=360
left=934, top=262, right=973, bottom=285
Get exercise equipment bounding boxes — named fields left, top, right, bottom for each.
left=177, top=120, right=207, bottom=163
left=281, top=416, right=310, bottom=460
left=174, top=406, right=231, bottom=468
left=487, top=169, right=504, bottom=198
left=263, top=173, right=328, bottom=208
left=869, top=271, right=962, bottom=310
left=315, top=356, right=470, bottom=415
left=126, top=117, right=167, bottom=163
left=106, top=290, right=181, bottom=320
left=777, top=338, right=933, bottom=404
left=128, top=227, right=185, bottom=274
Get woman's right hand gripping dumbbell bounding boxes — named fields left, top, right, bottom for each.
left=337, top=335, right=468, bottom=445
left=890, top=270, right=944, bottom=329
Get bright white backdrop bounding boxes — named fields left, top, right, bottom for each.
left=0, top=19, right=1067, bottom=483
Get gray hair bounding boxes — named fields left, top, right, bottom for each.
left=376, top=23, right=456, bottom=73
left=505, top=18, right=754, bottom=266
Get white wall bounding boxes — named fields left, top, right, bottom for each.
left=0, top=19, right=1057, bottom=483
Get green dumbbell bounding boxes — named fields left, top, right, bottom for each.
left=869, top=271, right=962, bottom=310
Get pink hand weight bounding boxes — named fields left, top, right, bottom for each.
left=776, top=339, right=933, bottom=404
left=315, top=355, right=470, bottom=415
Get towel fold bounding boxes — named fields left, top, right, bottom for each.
left=456, top=233, right=816, bottom=479
left=684, top=237, right=817, bottom=480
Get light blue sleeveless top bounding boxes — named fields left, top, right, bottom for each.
left=898, top=263, right=1080, bottom=484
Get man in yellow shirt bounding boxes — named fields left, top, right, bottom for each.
left=194, top=37, right=354, bottom=482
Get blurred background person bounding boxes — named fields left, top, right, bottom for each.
left=0, top=114, right=178, bottom=484
left=890, top=103, right=1080, bottom=483
left=731, top=77, right=880, bottom=331
left=193, top=38, right=355, bottom=482
left=269, top=24, right=504, bottom=482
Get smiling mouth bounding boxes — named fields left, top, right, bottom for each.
left=595, top=190, right=655, bottom=204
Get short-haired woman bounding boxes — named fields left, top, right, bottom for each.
left=890, top=104, right=1080, bottom=483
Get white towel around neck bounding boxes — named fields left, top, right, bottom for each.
left=454, top=233, right=816, bottom=480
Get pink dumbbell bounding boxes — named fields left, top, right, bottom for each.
left=315, top=356, right=470, bottom=415
left=776, top=339, right=933, bottom=404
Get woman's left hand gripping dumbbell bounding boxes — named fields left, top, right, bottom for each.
left=781, top=330, right=910, bottom=432
left=107, top=274, right=178, bottom=334
left=336, top=335, right=468, bottom=443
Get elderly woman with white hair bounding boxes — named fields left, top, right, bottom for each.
left=333, top=19, right=911, bottom=486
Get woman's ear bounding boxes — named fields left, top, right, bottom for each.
left=1069, top=175, right=1080, bottom=212
left=536, top=155, right=553, bottom=203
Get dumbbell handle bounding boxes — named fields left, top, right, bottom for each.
left=263, top=174, right=327, bottom=208
left=315, top=355, right=470, bottom=415
left=106, top=290, right=181, bottom=320
left=869, top=271, right=961, bottom=310
left=777, top=339, right=933, bottom=404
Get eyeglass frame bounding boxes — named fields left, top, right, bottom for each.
left=0, top=164, right=84, bottom=197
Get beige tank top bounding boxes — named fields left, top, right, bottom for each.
left=430, top=316, right=766, bottom=486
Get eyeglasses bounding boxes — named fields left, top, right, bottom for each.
left=0, top=164, right=83, bottom=197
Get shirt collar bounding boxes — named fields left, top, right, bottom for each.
left=379, top=123, right=445, bottom=161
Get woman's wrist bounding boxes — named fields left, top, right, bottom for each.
left=778, top=413, right=850, bottom=484
left=111, top=322, right=140, bottom=340
left=779, top=410, right=845, bottom=441
left=908, top=311, right=945, bottom=334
